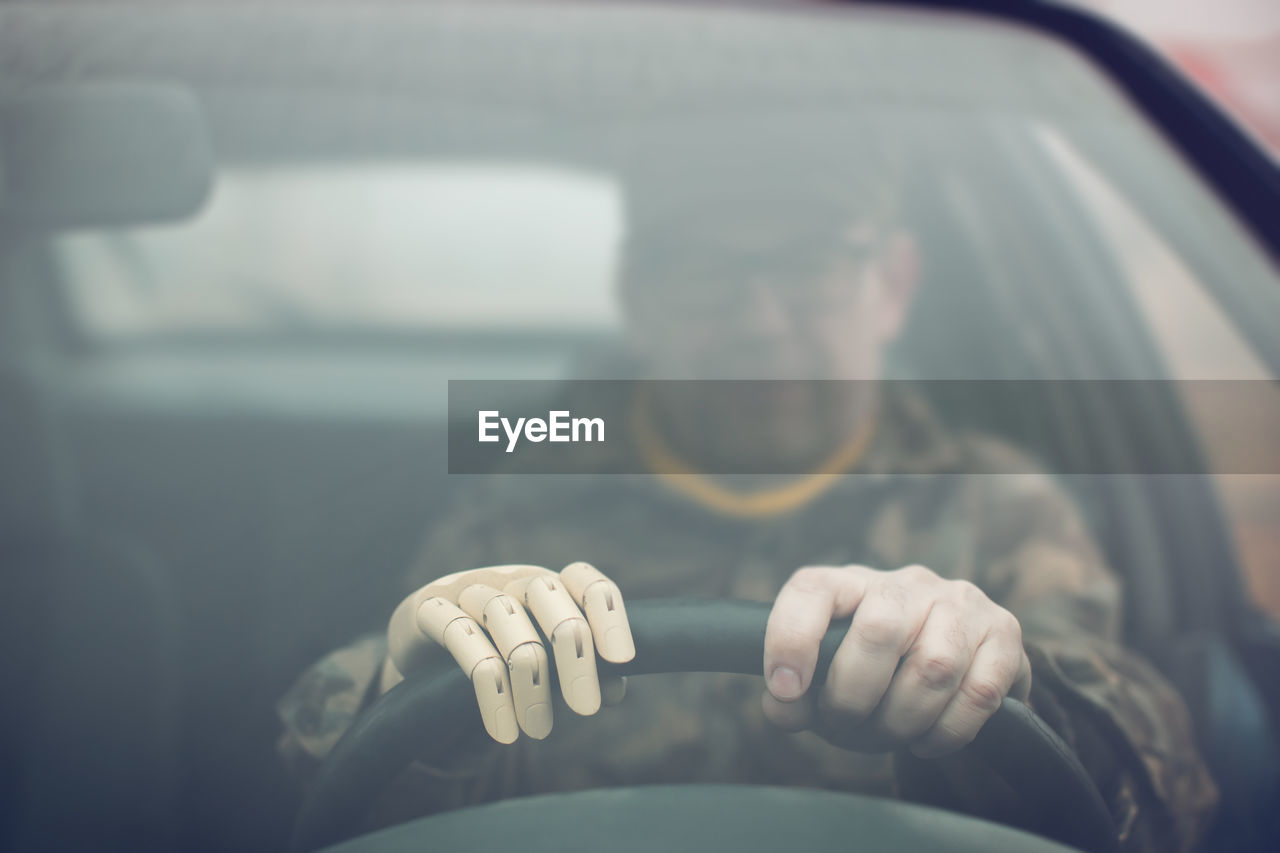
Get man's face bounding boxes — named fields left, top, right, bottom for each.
left=621, top=202, right=917, bottom=466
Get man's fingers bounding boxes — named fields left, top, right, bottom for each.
left=762, top=688, right=814, bottom=732
left=759, top=563, right=1029, bottom=756
left=516, top=575, right=602, bottom=716
left=561, top=562, right=635, bottom=663
left=765, top=566, right=870, bottom=702
left=909, top=635, right=1027, bottom=758
left=871, top=601, right=980, bottom=742
left=415, top=597, right=520, bottom=743
left=1011, top=650, right=1032, bottom=704
left=457, top=585, right=553, bottom=739
left=818, top=573, right=932, bottom=718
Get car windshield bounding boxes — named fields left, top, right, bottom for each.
left=5, top=4, right=1280, bottom=853
left=40, top=4, right=1276, bottom=366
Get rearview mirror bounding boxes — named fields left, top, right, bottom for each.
left=0, top=81, right=213, bottom=230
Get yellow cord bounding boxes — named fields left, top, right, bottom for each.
left=631, top=385, right=875, bottom=518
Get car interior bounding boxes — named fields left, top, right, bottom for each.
left=1, top=3, right=1279, bottom=852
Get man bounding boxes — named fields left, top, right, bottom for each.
left=278, top=121, right=1217, bottom=850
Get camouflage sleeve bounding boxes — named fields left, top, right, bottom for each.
left=960, top=444, right=1218, bottom=852
left=277, top=482, right=500, bottom=775
left=276, top=632, right=388, bottom=772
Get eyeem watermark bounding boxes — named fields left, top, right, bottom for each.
left=449, top=379, right=1280, bottom=474
left=478, top=410, right=605, bottom=453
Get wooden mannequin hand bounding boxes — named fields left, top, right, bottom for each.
left=385, top=563, right=634, bottom=744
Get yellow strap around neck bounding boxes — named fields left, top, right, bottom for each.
left=631, top=386, right=875, bottom=519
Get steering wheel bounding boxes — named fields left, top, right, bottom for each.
left=291, top=600, right=1117, bottom=852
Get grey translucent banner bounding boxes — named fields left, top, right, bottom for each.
left=447, top=379, right=1280, bottom=475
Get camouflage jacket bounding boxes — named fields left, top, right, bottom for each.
left=278, top=389, right=1218, bottom=850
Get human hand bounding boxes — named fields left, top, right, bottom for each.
left=762, top=564, right=1030, bottom=757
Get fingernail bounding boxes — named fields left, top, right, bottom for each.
left=602, top=625, right=635, bottom=661
left=490, top=705, right=519, bottom=745
left=768, top=666, right=802, bottom=699
left=568, top=675, right=602, bottom=715
left=522, top=702, right=553, bottom=740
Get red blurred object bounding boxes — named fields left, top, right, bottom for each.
left=1165, top=35, right=1280, bottom=156
left=1080, top=1, right=1280, bottom=156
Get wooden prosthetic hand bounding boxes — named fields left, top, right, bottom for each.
left=385, top=563, right=635, bottom=744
